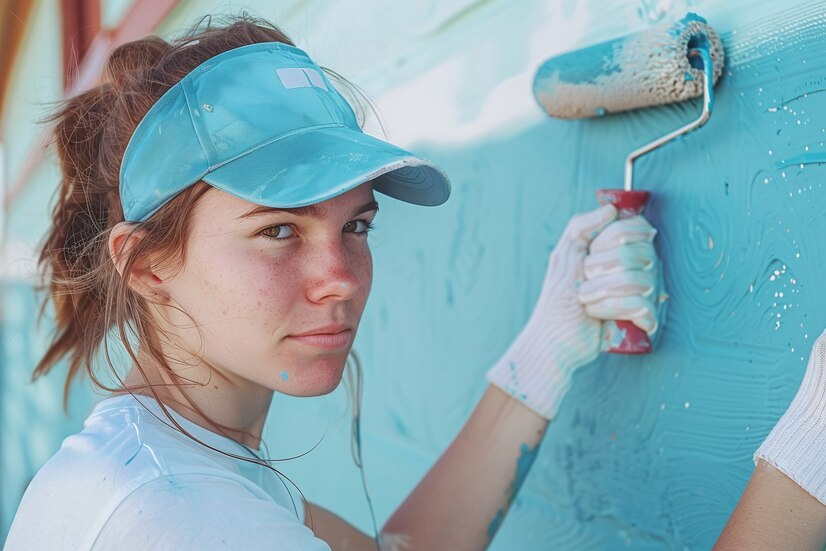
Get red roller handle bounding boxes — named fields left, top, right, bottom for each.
left=595, top=189, right=652, bottom=355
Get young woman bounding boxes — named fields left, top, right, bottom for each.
left=4, top=15, right=662, bottom=551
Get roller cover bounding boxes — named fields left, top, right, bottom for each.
left=533, top=13, right=724, bottom=119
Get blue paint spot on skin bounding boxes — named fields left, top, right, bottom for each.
left=280, top=371, right=289, bottom=381
left=341, top=282, right=348, bottom=289
left=487, top=508, right=505, bottom=538
left=511, top=443, right=539, bottom=498
left=595, top=106, right=607, bottom=116
left=488, top=443, right=539, bottom=539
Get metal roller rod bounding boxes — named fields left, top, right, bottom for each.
left=624, top=47, right=714, bottom=191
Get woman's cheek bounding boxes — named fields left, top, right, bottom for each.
left=356, top=242, right=374, bottom=289
left=190, top=246, right=284, bottom=320
left=250, top=256, right=300, bottom=314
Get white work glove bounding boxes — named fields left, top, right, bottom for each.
left=754, top=329, right=826, bottom=505
left=486, top=204, right=661, bottom=420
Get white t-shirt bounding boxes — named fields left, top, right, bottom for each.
left=4, top=393, right=331, bottom=550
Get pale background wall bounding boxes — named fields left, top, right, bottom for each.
left=3, top=0, right=825, bottom=549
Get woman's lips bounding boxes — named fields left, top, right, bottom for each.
left=286, top=329, right=352, bottom=350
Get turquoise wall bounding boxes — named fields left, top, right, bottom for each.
left=4, top=0, right=826, bottom=548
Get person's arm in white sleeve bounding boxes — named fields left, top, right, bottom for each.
left=91, top=474, right=331, bottom=551
left=714, top=330, right=826, bottom=551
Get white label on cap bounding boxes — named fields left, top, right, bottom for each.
left=277, top=67, right=327, bottom=91
left=303, top=68, right=328, bottom=90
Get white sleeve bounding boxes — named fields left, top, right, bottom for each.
left=90, top=474, right=331, bottom=551
left=753, top=330, right=826, bottom=505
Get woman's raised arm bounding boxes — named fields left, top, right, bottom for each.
left=377, top=204, right=661, bottom=550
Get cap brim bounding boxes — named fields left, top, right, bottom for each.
left=202, top=125, right=451, bottom=209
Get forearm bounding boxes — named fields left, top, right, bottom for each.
left=381, top=385, right=548, bottom=550
left=714, top=459, right=826, bottom=550
left=305, top=502, right=375, bottom=551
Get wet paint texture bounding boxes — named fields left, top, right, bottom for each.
left=5, top=1, right=826, bottom=549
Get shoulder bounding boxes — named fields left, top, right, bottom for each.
left=4, top=403, right=153, bottom=550
left=91, top=473, right=331, bottom=551
left=6, top=394, right=242, bottom=549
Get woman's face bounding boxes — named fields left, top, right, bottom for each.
left=155, top=182, right=376, bottom=397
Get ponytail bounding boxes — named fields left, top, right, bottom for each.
left=35, top=81, right=121, bottom=410
left=34, top=16, right=296, bottom=411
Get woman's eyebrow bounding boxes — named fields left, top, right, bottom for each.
left=236, top=200, right=379, bottom=220
left=236, top=204, right=321, bottom=220
left=353, top=200, right=379, bottom=216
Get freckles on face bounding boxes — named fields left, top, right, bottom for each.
left=160, top=183, right=375, bottom=396
left=168, top=226, right=295, bottom=361
left=182, top=219, right=305, bottom=336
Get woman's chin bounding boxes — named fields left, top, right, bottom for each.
left=276, top=357, right=347, bottom=397
left=280, top=378, right=343, bottom=397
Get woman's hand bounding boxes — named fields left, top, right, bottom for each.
left=580, top=212, right=663, bottom=346
left=486, top=203, right=662, bottom=420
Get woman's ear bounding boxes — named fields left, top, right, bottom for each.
left=108, top=222, right=169, bottom=302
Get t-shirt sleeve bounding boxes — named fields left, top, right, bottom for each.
left=90, top=474, right=331, bottom=551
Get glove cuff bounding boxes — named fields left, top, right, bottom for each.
left=753, top=337, right=826, bottom=505
left=485, top=311, right=592, bottom=420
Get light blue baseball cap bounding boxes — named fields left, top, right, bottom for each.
left=119, top=41, right=451, bottom=222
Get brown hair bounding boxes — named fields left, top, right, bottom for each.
left=33, top=13, right=370, bottom=488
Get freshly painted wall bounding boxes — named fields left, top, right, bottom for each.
left=3, top=0, right=825, bottom=549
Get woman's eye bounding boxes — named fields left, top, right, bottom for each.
left=343, top=219, right=375, bottom=234
left=259, top=224, right=295, bottom=240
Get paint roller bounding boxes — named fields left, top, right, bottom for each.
left=532, top=13, right=725, bottom=354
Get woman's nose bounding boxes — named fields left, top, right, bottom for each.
left=305, top=241, right=361, bottom=303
